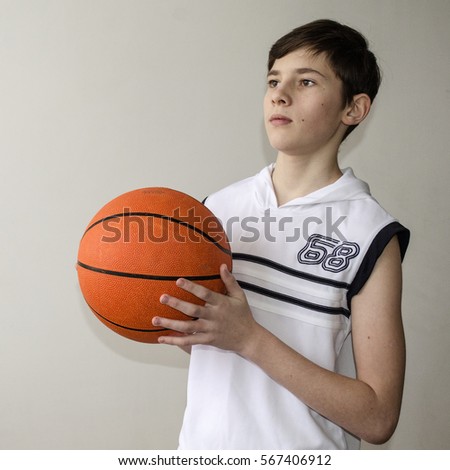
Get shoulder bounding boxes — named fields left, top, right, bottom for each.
left=326, top=169, right=410, bottom=260
left=338, top=193, right=410, bottom=305
left=203, top=166, right=271, bottom=215
left=206, top=175, right=254, bottom=203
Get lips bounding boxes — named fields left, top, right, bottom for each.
left=269, top=114, right=292, bottom=126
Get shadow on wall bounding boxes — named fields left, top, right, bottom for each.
left=76, top=284, right=189, bottom=370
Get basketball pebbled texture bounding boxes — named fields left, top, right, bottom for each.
left=77, top=187, right=232, bottom=343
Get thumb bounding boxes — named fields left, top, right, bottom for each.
left=220, top=263, right=245, bottom=299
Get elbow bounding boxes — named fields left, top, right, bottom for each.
left=360, top=413, right=400, bottom=445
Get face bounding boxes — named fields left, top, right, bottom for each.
left=264, top=48, right=349, bottom=158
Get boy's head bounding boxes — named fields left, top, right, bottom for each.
left=268, top=19, right=381, bottom=140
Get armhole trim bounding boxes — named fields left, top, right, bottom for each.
left=347, top=222, right=410, bottom=309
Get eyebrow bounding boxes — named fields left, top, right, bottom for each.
left=267, top=67, right=327, bottom=78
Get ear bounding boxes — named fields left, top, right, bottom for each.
left=342, top=93, right=371, bottom=126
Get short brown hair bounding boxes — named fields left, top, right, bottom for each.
left=268, top=19, right=381, bottom=139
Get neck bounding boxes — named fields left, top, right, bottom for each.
left=271, top=152, right=342, bottom=206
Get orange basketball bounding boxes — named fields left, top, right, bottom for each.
left=77, top=187, right=232, bottom=343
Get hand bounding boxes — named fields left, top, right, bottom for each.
left=152, top=264, right=257, bottom=354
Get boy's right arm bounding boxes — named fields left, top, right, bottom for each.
left=154, top=240, right=405, bottom=444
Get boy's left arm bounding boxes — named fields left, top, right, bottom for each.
left=153, top=237, right=406, bottom=445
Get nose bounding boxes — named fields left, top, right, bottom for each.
left=271, top=85, right=291, bottom=106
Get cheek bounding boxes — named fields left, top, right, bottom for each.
left=311, top=100, right=342, bottom=126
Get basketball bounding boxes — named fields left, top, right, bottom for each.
left=76, top=187, right=232, bottom=343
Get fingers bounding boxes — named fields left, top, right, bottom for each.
left=161, top=265, right=240, bottom=311
left=152, top=314, right=199, bottom=335
left=220, top=264, right=246, bottom=300
left=176, top=277, right=217, bottom=305
left=152, top=278, right=215, bottom=340
left=159, top=291, right=204, bottom=319
left=152, top=314, right=206, bottom=347
left=220, top=264, right=238, bottom=294
left=156, top=266, right=242, bottom=322
left=157, top=330, right=203, bottom=347
left=158, top=277, right=216, bottom=320
left=154, top=266, right=247, bottom=347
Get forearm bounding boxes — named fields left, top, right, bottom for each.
left=242, top=324, right=396, bottom=444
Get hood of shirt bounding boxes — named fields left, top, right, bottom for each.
left=255, top=164, right=372, bottom=209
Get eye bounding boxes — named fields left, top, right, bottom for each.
left=267, top=79, right=279, bottom=88
left=300, top=79, right=315, bottom=87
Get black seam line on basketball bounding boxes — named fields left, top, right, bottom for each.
left=237, top=280, right=350, bottom=318
left=77, top=261, right=221, bottom=281
left=86, top=301, right=170, bottom=333
left=232, top=252, right=350, bottom=290
left=83, top=212, right=232, bottom=256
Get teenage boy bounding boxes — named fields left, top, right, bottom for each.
left=152, top=19, right=410, bottom=449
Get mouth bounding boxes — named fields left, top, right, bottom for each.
left=269, top=114, right=292, bottom=126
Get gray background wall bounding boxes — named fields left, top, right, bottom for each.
left=1, top=0, right=449, bottom=450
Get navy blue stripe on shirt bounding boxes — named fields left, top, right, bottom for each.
left=347, top=221, right=410, bottom=306
left=237, top=280, right=350, bottom=318
left=232, top=252, right=350, bottom=289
